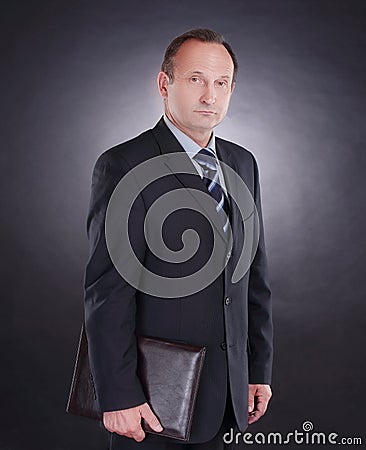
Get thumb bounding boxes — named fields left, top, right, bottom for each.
left=248, top=389, right=255, bottom=413
left=141, top=404, right=163, bottom=432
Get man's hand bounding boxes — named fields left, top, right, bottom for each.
left=248, top=384, right=272, bottom=425
left=103, top=402, right=163, bottom=442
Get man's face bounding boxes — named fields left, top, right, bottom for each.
left=158, top=39, right=235, bottom=142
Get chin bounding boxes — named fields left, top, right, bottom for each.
left=195, top=115, right=220, bottom=124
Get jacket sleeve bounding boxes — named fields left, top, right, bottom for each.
left=84, top=151, right=147, bottom=412
left=247, top=154, right=274, bottom=385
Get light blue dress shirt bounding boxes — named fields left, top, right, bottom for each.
left=163, top=115, right=228, bottom=195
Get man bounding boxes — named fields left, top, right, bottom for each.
left=84, top=29, right=273, bottom=450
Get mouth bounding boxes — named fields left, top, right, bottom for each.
left=194, top=110, right=216, bottom=115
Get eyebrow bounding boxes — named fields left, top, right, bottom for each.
left=189, top=71, right=231, bottom=79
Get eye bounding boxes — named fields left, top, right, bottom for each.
left=190, top=76, right=203, bottom=84
left=217, top=80, right=229, bottom=88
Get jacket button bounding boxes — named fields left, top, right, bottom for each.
left=224, top=296, right=231, bottom=306
left=221, top=342, right=227, bottom=350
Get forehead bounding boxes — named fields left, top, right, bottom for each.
left=173, top=39, right=234, bottom=78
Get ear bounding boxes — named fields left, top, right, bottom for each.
left=157, top=71, right=170, bottom=99
left=230, top=81, right=236, bottom=94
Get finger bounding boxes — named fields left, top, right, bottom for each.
left=248, top=396, right=271, bottom=424
left=141, top=404, right=163, bottom=432
left=248, top=389, right=255, bottom=413
left=256, top=396, right=269, bottom=415
left=121, top=423, right=146, bottom=441
left=248, top=410, right=263, bottom=424
left=131, top=427, right=145, bottom=442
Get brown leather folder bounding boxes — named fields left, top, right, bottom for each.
left=66, top=325, right=206, bottom=441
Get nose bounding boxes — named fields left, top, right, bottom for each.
left=200, top=83, right=216, bottom=105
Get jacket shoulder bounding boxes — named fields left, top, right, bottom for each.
left=95, top=128, right=159, bottom=170
left=216, top=137, right=255, bottom=160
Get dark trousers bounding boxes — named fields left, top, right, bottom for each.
left=108, top=385, right=241, bottom=450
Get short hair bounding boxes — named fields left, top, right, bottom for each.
left=161, top=28, right=238, bottom=84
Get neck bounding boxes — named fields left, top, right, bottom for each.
left=165, top=112, right=212, bottom=148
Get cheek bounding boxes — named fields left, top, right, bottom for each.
left=219, top=94, right=231, bottom=111
left=170, top=88, right=186, bottom=110
left=175, top=90, right=195, bottom=113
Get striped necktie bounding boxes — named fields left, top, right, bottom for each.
left=194, top=148, right=230, bottom=233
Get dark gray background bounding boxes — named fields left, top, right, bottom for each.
left=1, top=1, right=365, bottom=449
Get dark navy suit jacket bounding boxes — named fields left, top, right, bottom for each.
left=84, top=118, right=273, bottom=444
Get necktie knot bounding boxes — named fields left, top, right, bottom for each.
left=194, top=148, right=217, bottom=173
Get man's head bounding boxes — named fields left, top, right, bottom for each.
left=157, top=28, right=238, bottom=147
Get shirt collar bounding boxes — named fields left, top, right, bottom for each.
left=163, top=115, right=216, bottom=158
